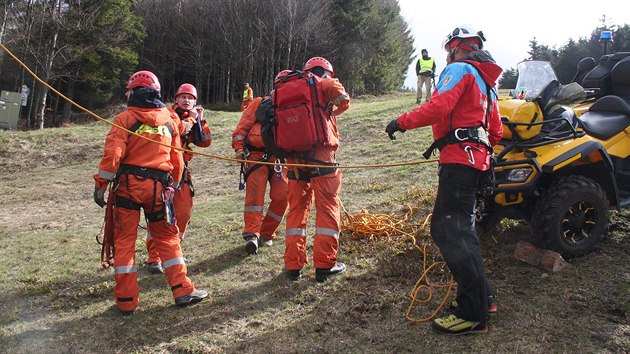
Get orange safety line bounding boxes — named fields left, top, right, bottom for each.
left=341, top=206, right=454, bottom=323
left=0, top=42, right=438, bottom=170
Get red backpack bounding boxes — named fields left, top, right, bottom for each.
left=267, top=71, right=331, bottom=156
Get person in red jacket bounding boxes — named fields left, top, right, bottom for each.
left=386, top=26, right=503, bottom=335
left=145, top=83, right=212, bottom=274
left=93, top=71, right=207, bottom=314
left=284, top=57, right=350, bottom=282
left=232, top=71, right=291, bottom=255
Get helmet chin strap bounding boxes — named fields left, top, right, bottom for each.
left=449, top=47, right=458, bottom=62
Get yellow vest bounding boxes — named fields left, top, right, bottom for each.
left=418, top=58, right=434, bottom=74
left=243, top=88, right=252, bottom=99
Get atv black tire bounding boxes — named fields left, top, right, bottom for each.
left=531, top=175, right=608, bottom=258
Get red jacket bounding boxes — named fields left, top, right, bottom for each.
left=94, top=107, right=183, bottom=189
left=397, top=51, right=503, bottom=171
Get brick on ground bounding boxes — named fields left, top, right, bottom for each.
left=513, top=240, right=570, bottom=272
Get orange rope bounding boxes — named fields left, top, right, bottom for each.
left=341, top=206, right=454, bottom=323
left=0, top=42, right=438, bottom=170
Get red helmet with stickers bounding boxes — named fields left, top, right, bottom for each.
left=303, top=57, right=334, bottom=77
left=443, top=26, right=486, bottom=52
left=274, top=70, right=292, bottom=81
left=175, top=83, right=197, bottom=100
left=126, top=70, right=161, bottom=91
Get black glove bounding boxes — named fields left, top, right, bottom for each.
left=385, top=119, right=406, bottom=140
left=94, top=188, right=106, bottom=208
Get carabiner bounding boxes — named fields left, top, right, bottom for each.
left=274, top=159, right=283, bottom=180
left=464, top=145, right=475, bottom=165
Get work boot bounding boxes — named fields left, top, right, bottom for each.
left=175, top=289, right=208, bottom=307
left=286, top=269, right=303, bottom=281
left=315, top=262, right=346, bottom=282
left=431, top=314, right=488, bottom=335
left=259, top=237, right=273, bottom=247
left=148, top=262, right=164, bottom=274
left=244, top=234, right=259, bottom=255
left=450, top=295, right=497, bottom=314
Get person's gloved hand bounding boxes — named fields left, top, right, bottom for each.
left=94, top=188, right=106, bottom=208
left=431, top=73, right=436, bottom=79
left=385, top=119, right=406, bottom=140
left=234, top=149, right=245, bottom=159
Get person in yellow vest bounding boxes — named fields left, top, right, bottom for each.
left=416, top=49, right=436, bottom=104
left=241, top=83, right=254, bottom=111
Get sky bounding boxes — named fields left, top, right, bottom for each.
left=397, top=0, right=629, bottom=89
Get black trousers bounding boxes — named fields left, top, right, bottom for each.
left=431, top=163, right=491, bottom=324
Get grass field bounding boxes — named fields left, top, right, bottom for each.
left=0, top=92, right=629, bottom=353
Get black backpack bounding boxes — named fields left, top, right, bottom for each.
left=255, top=97, right=292, bottom=158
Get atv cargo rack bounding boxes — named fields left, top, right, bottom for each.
left=496, top=116, right=585, bottom=161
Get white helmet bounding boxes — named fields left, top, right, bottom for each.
left=443, top=26, right=486, bottom=51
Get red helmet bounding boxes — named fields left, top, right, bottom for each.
left=126, top=70, right=161, bottom=91
left=175, top=83, right=197, bottom=100
left=274, top=70, right=292, bottom=81
left=303, top=57, right=334, bottom=76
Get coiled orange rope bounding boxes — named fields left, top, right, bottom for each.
left=341, top=205, right=454, bottom=323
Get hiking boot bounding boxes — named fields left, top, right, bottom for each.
left=488, top=295, right=497, bottom=313
left=244, top=234, right=259, bottom=255
left=175, top=289, right=208, bottom=307
left=259, top=237, right=273, bottom=247
left=431, top=314, right=488, bottom=335
left=416, top=98, right=422, bottom=104
left=286, top=269, right=303, bottom=281
left=315, top=262, right=346, bottom=282
left=450, top=295, right=497, bottom=314
left=148, top=262, right=164, bottom=274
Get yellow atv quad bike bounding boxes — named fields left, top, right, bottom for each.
left=477, top=52, right=630, bottom=258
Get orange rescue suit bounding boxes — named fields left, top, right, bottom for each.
left=146, top=104, right=212, bottom=264
left=94, top=106, right=197, bottom=313
left=241, top=87, right=254, bottom=111
left=284, top=77, right=350, bottom=271
left=232, top=97, right=288, bottom=242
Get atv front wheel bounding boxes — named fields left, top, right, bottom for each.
left=531, top=175, right=608, bottom=258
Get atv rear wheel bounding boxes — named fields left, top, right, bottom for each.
left=531, top=175, right=608, bottom=258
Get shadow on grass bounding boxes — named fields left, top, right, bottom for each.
left=0, top=241, right=312, bottom=351
left=2, top=225, right=629, bottom=353
left=186, top=244, right=248, bottom=276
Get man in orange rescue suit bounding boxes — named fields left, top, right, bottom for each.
left=284, top=57, right=350, bottom=282
left=386, top=26, right=502, bottom=335
left=145, top=83, right=212, bottom=274
left=93, top=71, right=208, bottom=314
left=232, top=71, right=291, bottom=255
left=241, top=82, right=254, bottom=111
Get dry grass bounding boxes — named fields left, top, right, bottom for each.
left=0, top=92, right=628, bottom=353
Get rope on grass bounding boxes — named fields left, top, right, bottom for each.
left=341, top=205, right=454, bottom=323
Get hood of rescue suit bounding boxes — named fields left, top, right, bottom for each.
left=126, top=87, right=170, bottom=125
left=459, top=50, right=502, bottom=87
